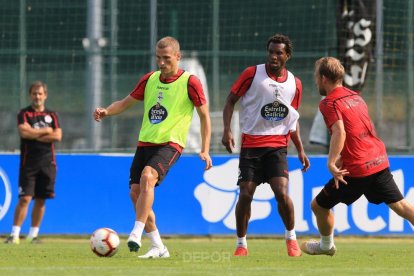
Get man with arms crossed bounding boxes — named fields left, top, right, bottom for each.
left=222, top=34, right=310, bottom=257
left=301, top=57, right=414, bottom=255
left=94, top=36, right=212, bottom=258
left=5, top=81, right=62, bottom=244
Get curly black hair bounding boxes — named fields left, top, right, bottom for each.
left=266, top=34, right=293, bottom=56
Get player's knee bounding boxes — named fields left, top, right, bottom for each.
left=311, top=199, right=326, bottom=214
left=274, top=190, right=290, bottom=204
left=18, top=196, right=31, bottom=206
left=238, top=190, right=254, bottom=203
left=270, top=182, right=288, bottom=199
left=389, top=200, right=410, bottom=217
left=139, top=184, right=155, bottom=195
left=139, top=174, right=156, bottom=194
left=311, top=200, right=318, bottom=212
left=140, top=169, right=157, bottom=184
left=34, top=198, right=45, bottom=205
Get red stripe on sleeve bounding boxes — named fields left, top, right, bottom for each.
left=230, top=66, right=256, bottom=97
left=17, top=110, right=27, bottom=125
left=51, top=112, right=60, bottom=128
left=292, top=77, right=302, bottom=110
left=188, top=75, right=207, bottom=107
left=129, top=71, right=154, bottom=101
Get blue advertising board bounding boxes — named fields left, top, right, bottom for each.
left=1, top=154, right=414, bottom=236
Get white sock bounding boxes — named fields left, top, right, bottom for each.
left=236, top=236, right=247, bottom=248
left=27, top=227, right=39, bottom=239
left=146, top=230, right=164, bottom=248
left=129, top=221, right=145, bottom=242
left=320, top=234, right=334, bottom=250
left=11, top=226, right=21, bottom=238
left=285, top=229, right=297, bottom=240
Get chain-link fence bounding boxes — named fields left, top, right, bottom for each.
left=0, top=0, right=412, bottom=154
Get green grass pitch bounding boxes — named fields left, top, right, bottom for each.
left=1, top=236, right=414, bottom=275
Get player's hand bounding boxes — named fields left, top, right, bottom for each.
left=335, top=157, right=343, bottom=168
left=328, top=163, right=349, bottom=189
left=94, top=107, right=108, bottom=122
left=45, top=127, right=54, bottom=134
left=199, top=152, right=213, bottom=170
left=298, top=151, right=310, bottom=172
left=221, top=130, right=235, bottom=153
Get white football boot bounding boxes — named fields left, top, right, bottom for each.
left=138, top=246, right=170, bottom=259
left=300, top=240, right=337, bottom=256
left=4, top=235, right=20, bottom=245
left=127, top=233, right=142, bottom=252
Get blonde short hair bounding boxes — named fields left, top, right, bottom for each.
left=315, top=57, right=345, bottom=84
left=156, top=36, right=180, bottom=53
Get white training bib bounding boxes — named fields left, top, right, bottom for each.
left=239, top=64, right=299, bottom=135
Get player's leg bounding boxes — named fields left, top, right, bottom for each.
left=300, top=199, right=337, bottom=256
left=5, top=167, right=36, bottom=244
left=27, top=198, right=45, bottom=243
left=378, top=172, right=414, bottom=224
left=269, top=176, right=294, bottom=230
left=236, top=182, right=256, bottom=237
left=13, top=196, right=32, bottom=227
left=127, top=148, right=147, bottom=252
left=311, top=199, right=334, bottom=236
left=234, top=180, right=256, bottom=256
left=145, top=210, right=165, bottom=249
left=128, top=166, right=158, bottom=252
left=265, top=147, right=301, bottom=256
left=233, top=148, right=263, bottom=256
left=130, top=184, right=165, bottom=249
left=236, top=181, right=256, bottom=237
left=129, top=183, right=140, bottom=211
left=269, top=176, right=301, bottom=257
left=367, top=168, right=414, bottom=225
left=265, top=148, right=294, bottom=231
left=128, top=145, right=180, bottom=254
left=135, top=166, right=158, bottom=222
left=130, top=184, right=165, bottom=251
left=301, top=178, right=346, bottom=256
left=138, top=210, right=170, bottom=259
left=27, top=164, right=56, bottom=243
left=5, top=196, right=32, bottom=244
left=388, top=199, right=414, bottom=226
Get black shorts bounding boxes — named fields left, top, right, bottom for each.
left=238, top=147, right=289, bottom=185
left=19, top=162, right=56, bottom=199
left=129, top=145, right=181, bottom=187
left=316, top=168, right=403, bottom=209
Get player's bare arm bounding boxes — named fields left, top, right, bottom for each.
left=196, top=104, right=212, bottom=170
left=94, top=95, right=139, bottom=122
left=328, top=120, right=349, bottom=188
left=18, top=122, right=53, bottom=140
left=290, top=122, right=310, bottom=172
left=36, top=128, right=62, bottom=143
left=222, top=93, right=239, bottom=153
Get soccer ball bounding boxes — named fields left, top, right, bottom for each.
left=90, top=228, right=120, bottom=257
